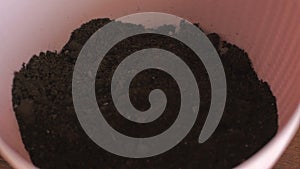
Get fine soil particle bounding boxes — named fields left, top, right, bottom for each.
left=12, top=18, right=278, bottom=169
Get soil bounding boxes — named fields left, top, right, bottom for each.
left=12, top=18, right=278, bottom=169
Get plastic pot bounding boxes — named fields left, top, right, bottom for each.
left=0, top=0, right=299, bottom=168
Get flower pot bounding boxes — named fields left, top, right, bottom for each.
left=0, top=0, right=299, bottom=168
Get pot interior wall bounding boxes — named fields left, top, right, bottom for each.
left=0, top=0, right=299, bottom=168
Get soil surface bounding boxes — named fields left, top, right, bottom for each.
left=12, top=18, right=278, bottom=169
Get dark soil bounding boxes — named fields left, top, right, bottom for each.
left=12, top=18, right=278, bottom=169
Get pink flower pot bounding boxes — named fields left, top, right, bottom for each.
left=0, top=0, right=299, bottom=168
